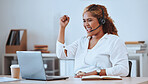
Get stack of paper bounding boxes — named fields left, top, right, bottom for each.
left=125, top=41, right=147, bottom=54
left=0, top=77, right=20, bottom=82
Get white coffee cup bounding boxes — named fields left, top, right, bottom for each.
left=10, top=64, right=20, bottom=79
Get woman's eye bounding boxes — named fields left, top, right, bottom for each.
left=83, top=20, right=86, bottom=22
left=88, top=19, right=92, bottom=22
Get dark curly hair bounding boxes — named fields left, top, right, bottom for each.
left=83, top=4, right=118, bottom=36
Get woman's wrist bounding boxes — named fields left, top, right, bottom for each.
left=96, top=69, right=101, bottom=75
left=60, top=26, right=66, bottom=29
left=94, top=69, right=107, bottom=76
left=99, top=69, right=107, bottom=76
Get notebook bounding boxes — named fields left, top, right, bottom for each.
left=16, top=51, right=68, bottom=81
left=81, top=75, right=122, bottom=80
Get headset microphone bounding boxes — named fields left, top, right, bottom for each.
left=90, top=24, right=102, bottom=32
left=89, top=6, right=106, bottom=32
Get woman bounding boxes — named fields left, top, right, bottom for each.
left=56, top=4, right=129, bottom=78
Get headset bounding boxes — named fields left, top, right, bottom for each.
left=88, top=5, right=106, bottom=32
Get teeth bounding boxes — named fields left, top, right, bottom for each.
left=87, top=28, right=92, bottom=31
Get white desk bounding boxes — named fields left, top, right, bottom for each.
left=1, top=75, right=148, bottom=84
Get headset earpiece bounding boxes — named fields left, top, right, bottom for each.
left=101, top=18, right=105, bottom=24
left=98, top=18, right=105, bottom=25
left=98, top=7, right=106, bottom=25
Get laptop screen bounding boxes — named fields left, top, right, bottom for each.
left=17, top=51, right=47, bottom=80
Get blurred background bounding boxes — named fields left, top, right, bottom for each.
left=0, top=0, right=148, bottom=75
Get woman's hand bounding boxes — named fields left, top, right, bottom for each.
left=74, top=71, right=86, bottom=78
left=74, top=71, right=97, bottom=78
left=60, top=15, right=70, bottom=29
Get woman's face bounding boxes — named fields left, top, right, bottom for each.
left=83, top=12, right=102, bottom=36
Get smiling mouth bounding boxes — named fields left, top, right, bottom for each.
left=86, top=28, right=92, bottom=32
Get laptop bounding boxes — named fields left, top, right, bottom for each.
left=16, top=51, right=69, bottom=81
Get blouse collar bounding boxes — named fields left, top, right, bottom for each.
left=87, top=33, right=108, bottom=40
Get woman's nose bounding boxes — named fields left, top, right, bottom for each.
left=85, top=22, right=89, bottom=26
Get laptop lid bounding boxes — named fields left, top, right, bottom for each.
left=17, top=51, right=47, bottom=80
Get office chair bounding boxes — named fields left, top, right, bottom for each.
left=127, top=61, right=132, bottom=77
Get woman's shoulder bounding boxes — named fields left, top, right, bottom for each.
left=107, top=34, right=119, bottom=40
left=106, top=34, right=125, bottom=45
left=106, top=34, right=125, bottom=44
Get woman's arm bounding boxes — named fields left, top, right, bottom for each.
left=56, top=15, right=79, bottom=58
left=106, top=38, right=129, bottom=76
left=56, top=15, right=69, bottom=57
left=58, top=15, right=70, bottom=44
left=74, top=69, right=106, bottom=78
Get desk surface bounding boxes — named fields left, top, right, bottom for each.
left=1, top=75, right=148, bottom=84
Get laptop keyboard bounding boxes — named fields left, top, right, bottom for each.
left=46, top=75, right=68, bottom=80
left=46, top=75, right=61, bottom=78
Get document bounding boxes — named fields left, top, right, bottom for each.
left=0, top=77, right=20, bottom=82
left=81, top=75, right=122, bottom=80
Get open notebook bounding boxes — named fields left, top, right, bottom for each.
left=81, top=75, right=122, bottom=80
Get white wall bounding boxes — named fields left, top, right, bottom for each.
left=0, top=0, right=148, bottom=74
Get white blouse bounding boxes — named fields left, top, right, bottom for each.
left=56, top=33, right=129, bottom=76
